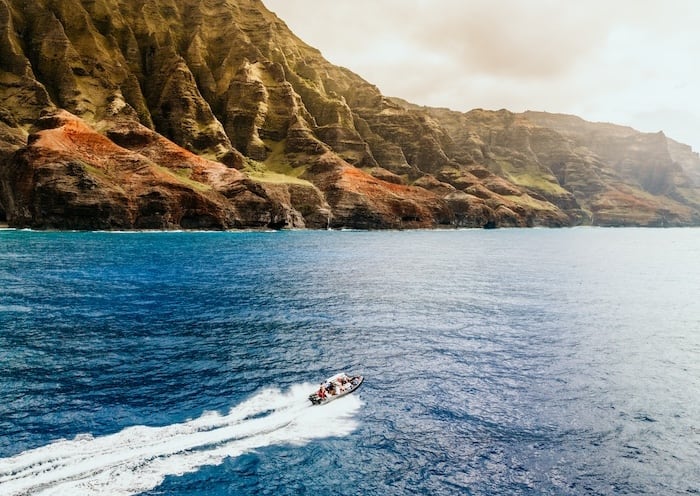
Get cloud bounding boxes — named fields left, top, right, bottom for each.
left=264, top=0, right=700, bottom=151
left=405, top=0, right=611, bottom=79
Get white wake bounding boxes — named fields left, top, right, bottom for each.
left=0, top=383, right=361, bottom=495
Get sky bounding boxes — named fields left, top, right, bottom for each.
left=263, top=0, right=700, bottom=152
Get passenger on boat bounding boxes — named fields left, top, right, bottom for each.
left=317, top=384, right=326, bottom=400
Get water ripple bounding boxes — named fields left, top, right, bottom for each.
left=1, top=229, right=699, bottom=494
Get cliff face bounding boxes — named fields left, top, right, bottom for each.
left=521, top=112, right=700, bottom=225
left=0, top=0, right=698, bottom=229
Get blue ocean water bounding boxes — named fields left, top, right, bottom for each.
left=1, top=228, right=699, bottom=495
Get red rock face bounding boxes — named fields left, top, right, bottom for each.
left=1, top=111, right=328, bottom=229
left=3, top=112, right=222, bottom=228
left=311, top=158, right=453, bottom=229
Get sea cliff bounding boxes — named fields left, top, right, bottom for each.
left=1, top=0, right=699, bottom=229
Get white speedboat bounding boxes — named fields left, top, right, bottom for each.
left=309, top=372, right=363, bottom=405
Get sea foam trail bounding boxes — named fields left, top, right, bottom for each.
left=0, top=383, right=361, bottom=495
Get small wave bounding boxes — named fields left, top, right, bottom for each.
left=0, top=305, right=32, bottom=313
left=0, top=383, right=361, bottom=496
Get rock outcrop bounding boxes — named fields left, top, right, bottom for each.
left=0, top=0, right=698, bottom=229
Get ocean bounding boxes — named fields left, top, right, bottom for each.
left=1, top=228, right=699, bottom=495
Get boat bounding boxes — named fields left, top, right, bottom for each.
left=309, top=372, right=363, bottom=405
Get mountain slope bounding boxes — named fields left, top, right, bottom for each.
left=0, top=0, right=698, bottom=228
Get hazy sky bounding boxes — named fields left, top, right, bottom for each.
left=263, top=0, right=700, bottom=151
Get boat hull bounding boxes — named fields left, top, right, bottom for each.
left=309, top=375, right=363, bottom=405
